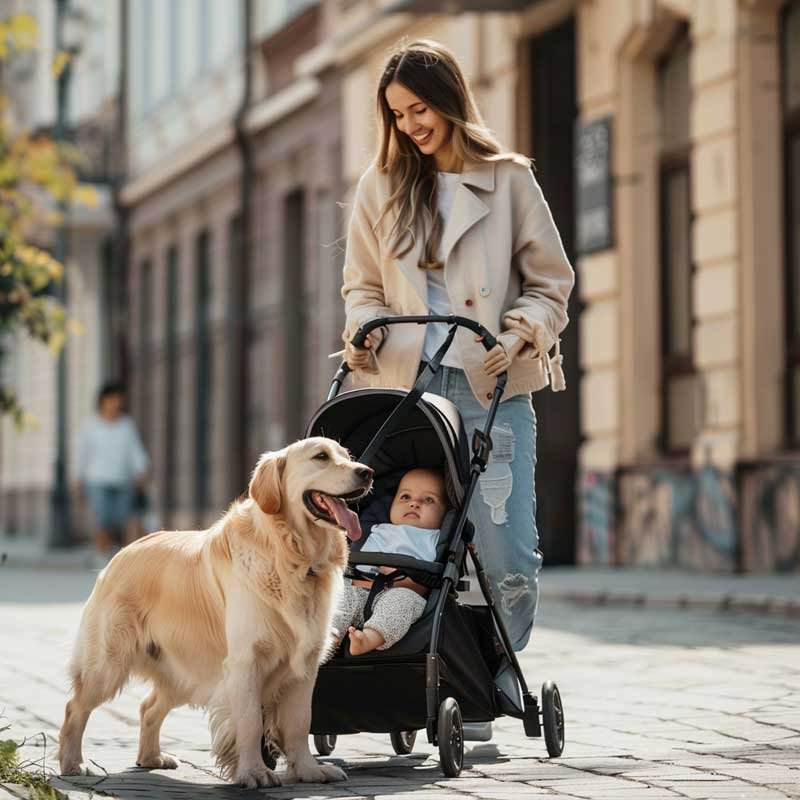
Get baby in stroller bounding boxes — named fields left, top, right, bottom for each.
left=332, top=468, right=448, bottom=655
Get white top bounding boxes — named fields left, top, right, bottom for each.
left=77, top=414, right=149, bottom=486
left=422, top=171, right=463, bottom=368
left=359, top=522, right=441, bottom=574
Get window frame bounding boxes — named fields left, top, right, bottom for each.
left=164, top=244, right=179, bottom=520
left=193, top=229, right=212, bottom=514
left=138, top=257, right=152, bottom=450
left=783, top=1, right=800, bottom=447
left=659, top=147, right=696, bottom=455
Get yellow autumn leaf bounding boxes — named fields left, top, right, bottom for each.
left=72, top=183, right=98, bottom=208
left=23, top=412, right=41, bottom=431
left=9, top=13, right=37, bottom=50
left=48, top=330, right=66, bottom=355
left=48, top=260, right=64, bottom=281
left=52, top=50, right=70, bottom=78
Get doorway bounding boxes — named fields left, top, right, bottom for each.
left=529, top=17, right=581, bottom=565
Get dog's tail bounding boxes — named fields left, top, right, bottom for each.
left=207, top=689, right=239, bottom=780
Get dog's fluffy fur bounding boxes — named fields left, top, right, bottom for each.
left=58, top=437, right=371, bottom=788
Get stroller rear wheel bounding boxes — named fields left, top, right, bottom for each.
left=313, top=734, right=337, bottom=756
left=390, top=730, right=417, bottom=755
left=541, top=680, right=565, bottom=757
left=437, top=697, right=463, bottom=777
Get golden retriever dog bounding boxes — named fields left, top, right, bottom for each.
left=58, top=437, right=372, bottom=788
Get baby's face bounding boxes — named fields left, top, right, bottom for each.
left=389, top=469, right=448, bottom=529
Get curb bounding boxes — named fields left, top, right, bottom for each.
left=543, top=589, right=800, bottom=618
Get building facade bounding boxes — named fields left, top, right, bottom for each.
left=122, top=0, right=345, bottom=530
left=3, top=0, right=798, bottom=573
left=570, top=0, right=800, bottom=573
left=321, top=0, right=800, bottom=572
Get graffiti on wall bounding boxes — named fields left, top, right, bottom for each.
left=577, top=464, right=737, bottom=571
left=576, top=470, right=615, bottom=566
left=740, top=463, right=800, bottom=572
left=619, top=465, right=737, bottom=571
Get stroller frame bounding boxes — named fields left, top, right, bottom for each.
left=309, top=316, right=564, bottom=776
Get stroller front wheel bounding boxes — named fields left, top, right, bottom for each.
left=390, top=730, right=417, bottom=754
left=437, top=697, right=463, bottom=777
left=313, top=734, right=337, bottom=756
left=541, top=680, right=565, bottom=757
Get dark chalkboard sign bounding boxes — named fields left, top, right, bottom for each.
left=575, top=116, right=613, bottom=254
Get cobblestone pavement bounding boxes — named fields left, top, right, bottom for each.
left=1, top=567, right=798, bottom=799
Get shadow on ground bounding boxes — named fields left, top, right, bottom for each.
left=50, top=747, right=516, bottom=800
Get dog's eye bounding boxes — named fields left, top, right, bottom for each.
left=313, top=452, right=329, bottom=461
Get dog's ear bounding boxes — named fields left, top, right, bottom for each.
left=250, top=451, right=286, bottom=515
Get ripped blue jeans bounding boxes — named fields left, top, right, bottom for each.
left=424, top=365, right=541, bottom=651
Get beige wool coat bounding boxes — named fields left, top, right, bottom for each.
left=338, top=157, right=575, bottom=408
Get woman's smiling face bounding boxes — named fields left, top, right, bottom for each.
left=385, top=81, right=453, bottom=165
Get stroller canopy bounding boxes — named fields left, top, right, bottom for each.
left=305, top=388, right=469, bottom=508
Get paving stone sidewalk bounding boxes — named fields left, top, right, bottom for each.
left=1, top=566, right=799, bottom=799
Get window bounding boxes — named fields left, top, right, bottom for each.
left=168, top=0, right=180, bottom=96
left=99, top=237, right=115, bottom=381
left=784, top=2, right=800, bottom=445
left=138, top=258, right=152, bottom=448
left=139, top=0, right=153, bottom=115
left=198, top=0, right=211, bottom=74
left=658, top=26, right=696, bottom=453
left=164, top=245, right=179, bottom=518
left=284, top=190, right=306, bottom=440
left=194, top=230, right=212, bottom=512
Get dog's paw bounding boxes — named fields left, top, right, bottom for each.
left=137, top=753, right=179, bottom=770
left=235, top=765, right=282, bottom=789
left=59, top=761, right=94, bottom=777
left=288, top=763, right=347, bottom=784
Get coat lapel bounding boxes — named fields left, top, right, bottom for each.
left=392, top=161, right=496, bottom=307
left=441, top=161, right=495, bottom=267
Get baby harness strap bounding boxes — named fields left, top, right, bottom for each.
left=362, top=571, right=393, bottom=622
left=357, top=324, right=457, bottom=467
left=361, top=568, right=439, bottom=622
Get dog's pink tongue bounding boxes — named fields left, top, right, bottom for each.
left=327, top=496, right=362, bottom=541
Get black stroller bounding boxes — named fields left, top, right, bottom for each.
left=307, top=316, right=565, bottom=778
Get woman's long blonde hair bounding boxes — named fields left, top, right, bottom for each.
left=375, top=38, right=530, bottom=269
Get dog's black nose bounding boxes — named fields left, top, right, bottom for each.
left=356, top=467, right=374, bottom=482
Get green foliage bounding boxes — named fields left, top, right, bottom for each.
left=0, top=11, right=94, bottom=428
left=0, top=725, right=67, bottom=800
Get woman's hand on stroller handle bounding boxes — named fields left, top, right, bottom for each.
left=478, top=332, right=525, bottom=377
left=345, top=327, right=386, bottom=370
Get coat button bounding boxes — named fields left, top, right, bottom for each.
left=479, top=287, right=490, bottom=297
left=486, top=393, right=492, bottom=400
left=465, top=298, right=474, bottom=307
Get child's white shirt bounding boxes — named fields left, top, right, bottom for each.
left=358, top=522, right=440, bottom=573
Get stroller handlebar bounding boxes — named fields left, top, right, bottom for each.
left=350, top=315, right=499, bottom=352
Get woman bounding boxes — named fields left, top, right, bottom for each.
left=340, top=39, right=574, bottom=654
